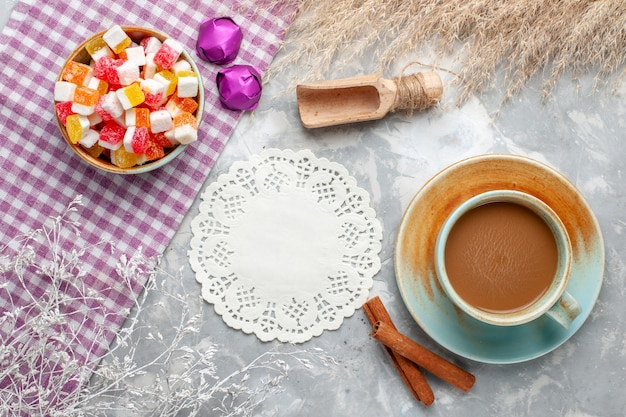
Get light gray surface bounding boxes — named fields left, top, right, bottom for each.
left=2, top=2, right=625, bottom=416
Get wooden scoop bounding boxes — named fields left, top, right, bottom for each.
left=296, top=72, right=442, bottom=128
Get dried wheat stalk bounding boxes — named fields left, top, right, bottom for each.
left=256, top=0, right=626, bottom=105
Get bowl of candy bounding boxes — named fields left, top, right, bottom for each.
left=54, top=25, right=204, bottom=174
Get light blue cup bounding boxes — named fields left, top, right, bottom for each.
left=435, top=190, right=582, bottom=328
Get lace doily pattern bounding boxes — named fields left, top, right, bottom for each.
left=189, top=149, right=383, bottom=343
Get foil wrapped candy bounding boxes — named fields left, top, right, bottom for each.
left=196, top=17, right=263, bottom=111
left=196, top=17, right=243, bottom=65
left=216, top=65, right=263, bottom=111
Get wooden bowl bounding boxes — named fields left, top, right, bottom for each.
left=55, top=26, right=204, bottom=174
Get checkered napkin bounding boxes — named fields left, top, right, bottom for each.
left=0, top=0, right=293, bottom=403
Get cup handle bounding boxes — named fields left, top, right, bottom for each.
left=545, top=290, right=582, bottom=329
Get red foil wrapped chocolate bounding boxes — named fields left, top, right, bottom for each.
left=196, top=17, right=243, bottom=65
left=216, top=65, right=263, bottom=111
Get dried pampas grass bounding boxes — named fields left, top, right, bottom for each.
left=261, top=0, right=626, bottom=104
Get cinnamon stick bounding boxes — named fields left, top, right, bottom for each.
left=371, top=320, right=475, bottom=392
left=363, top=297, right=434, bottom=406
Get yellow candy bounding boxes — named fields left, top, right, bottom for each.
left=103, top=25, right=132, bottom=54
left=116, top=82, right=145, bottom=110
left=111, top=146, right=140, bottom=168
left=65, top=114, right=90, bottom=144
left=85, top=36, right=113, bottom=60
left=154, top=70, right=177, bottom=97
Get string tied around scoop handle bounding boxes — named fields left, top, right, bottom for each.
left=391, top=71, right=443, bottom=114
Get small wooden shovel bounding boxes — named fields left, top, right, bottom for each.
left=296, top=72, right=442, bottom=128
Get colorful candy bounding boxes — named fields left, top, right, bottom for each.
left=65, top=114, right=91, bottom=144
left=98, top=121, right=126, bottom=150
left=62, top=61, right=93, bottom=86
left=177, top=71, right=199, bottom=98
left=71, top=86, right=100, bottom=115
left=168, top=111, right=198, bottom=144
left=110, top=146, right=140, bottom=168
left=116, top=82, right=145, bottom=110
left=116, top=60, right=140, bottom=85
left=141, top=78, right=167, bottom=108
left=103, top=25, right=132, bottom=54
left=123, top=126, right=150, bottom=154
left=125, top=107, right=151, bottom=128
left=56, top=25, right=202, bottom=168
left=55, top=101, right=74, bottom=124
left=166, top=93, right=199, bottom=117
left=85, top=36, right=113, bottom=61
left=54, top=81, right=76, bottom=102
left=154, top=39, right=184, bottom=69
left=154, top=70, right=177, bottom=97
left=149, top=109, right=173, bottom=133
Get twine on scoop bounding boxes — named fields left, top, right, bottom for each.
left=391, top=62, right=448, bottom=115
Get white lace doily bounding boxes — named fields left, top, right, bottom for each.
left=188, top=149, right=383, bottom=343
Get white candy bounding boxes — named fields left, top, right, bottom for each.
left=172, top=60, right=191, bottom=75
left=87, top=77, right=106, bottom=92
left=161, top=38, right=183, bottom=57
left=116, top=60, right=140, bottom=85
left=124, top=46, right=146, bottom=66
left=140, top=78, right=166, bottom=106
left=177, top=73, right=198, bottom=98
left=153, top=71, right=173, bottom=92
left=71, top=101, right=96, bottom=116
left=54, top=81, right=76, bottom=102
left=142, top=37, right=162, bottom=54
left=163, top=129, right=179, bottom=146
left=125, top=108, right=138, bottom=126
left=143, top=53, right=157, bottom=79
left=79, top=128, right=99, bottom=148
left=103, top=25, right=129, bottom=52
left=171, top=124, right=197, bottom=144
left=89, top=45, right=113, bottom=61
left=100, top=91, right=124, bottom=118
left=150, top=109, right=173, bottom=133
left=88, top=112, right=103, bottom=126
left=123, top=125, right=137, bottom=152
left=165, top=100, right=182, bottom=117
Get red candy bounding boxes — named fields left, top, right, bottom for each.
left=127, top=126, right=150, bottom=154
left=153, top=39, right=183, bottom=70
left=99, top=122, right=126, bottom=149
left=151, top=132, right=175, bottom=148
left=95, top=56, right=124, bottom=85
left=55, top=101, right=75, bottom=124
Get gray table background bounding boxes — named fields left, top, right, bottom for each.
left=2, top=2, right=625, bottom=416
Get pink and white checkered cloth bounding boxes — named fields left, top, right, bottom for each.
left=0, top=0, right=294, bottom=407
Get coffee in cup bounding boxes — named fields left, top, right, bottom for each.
left=435, top=190, right=581, bottom=327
